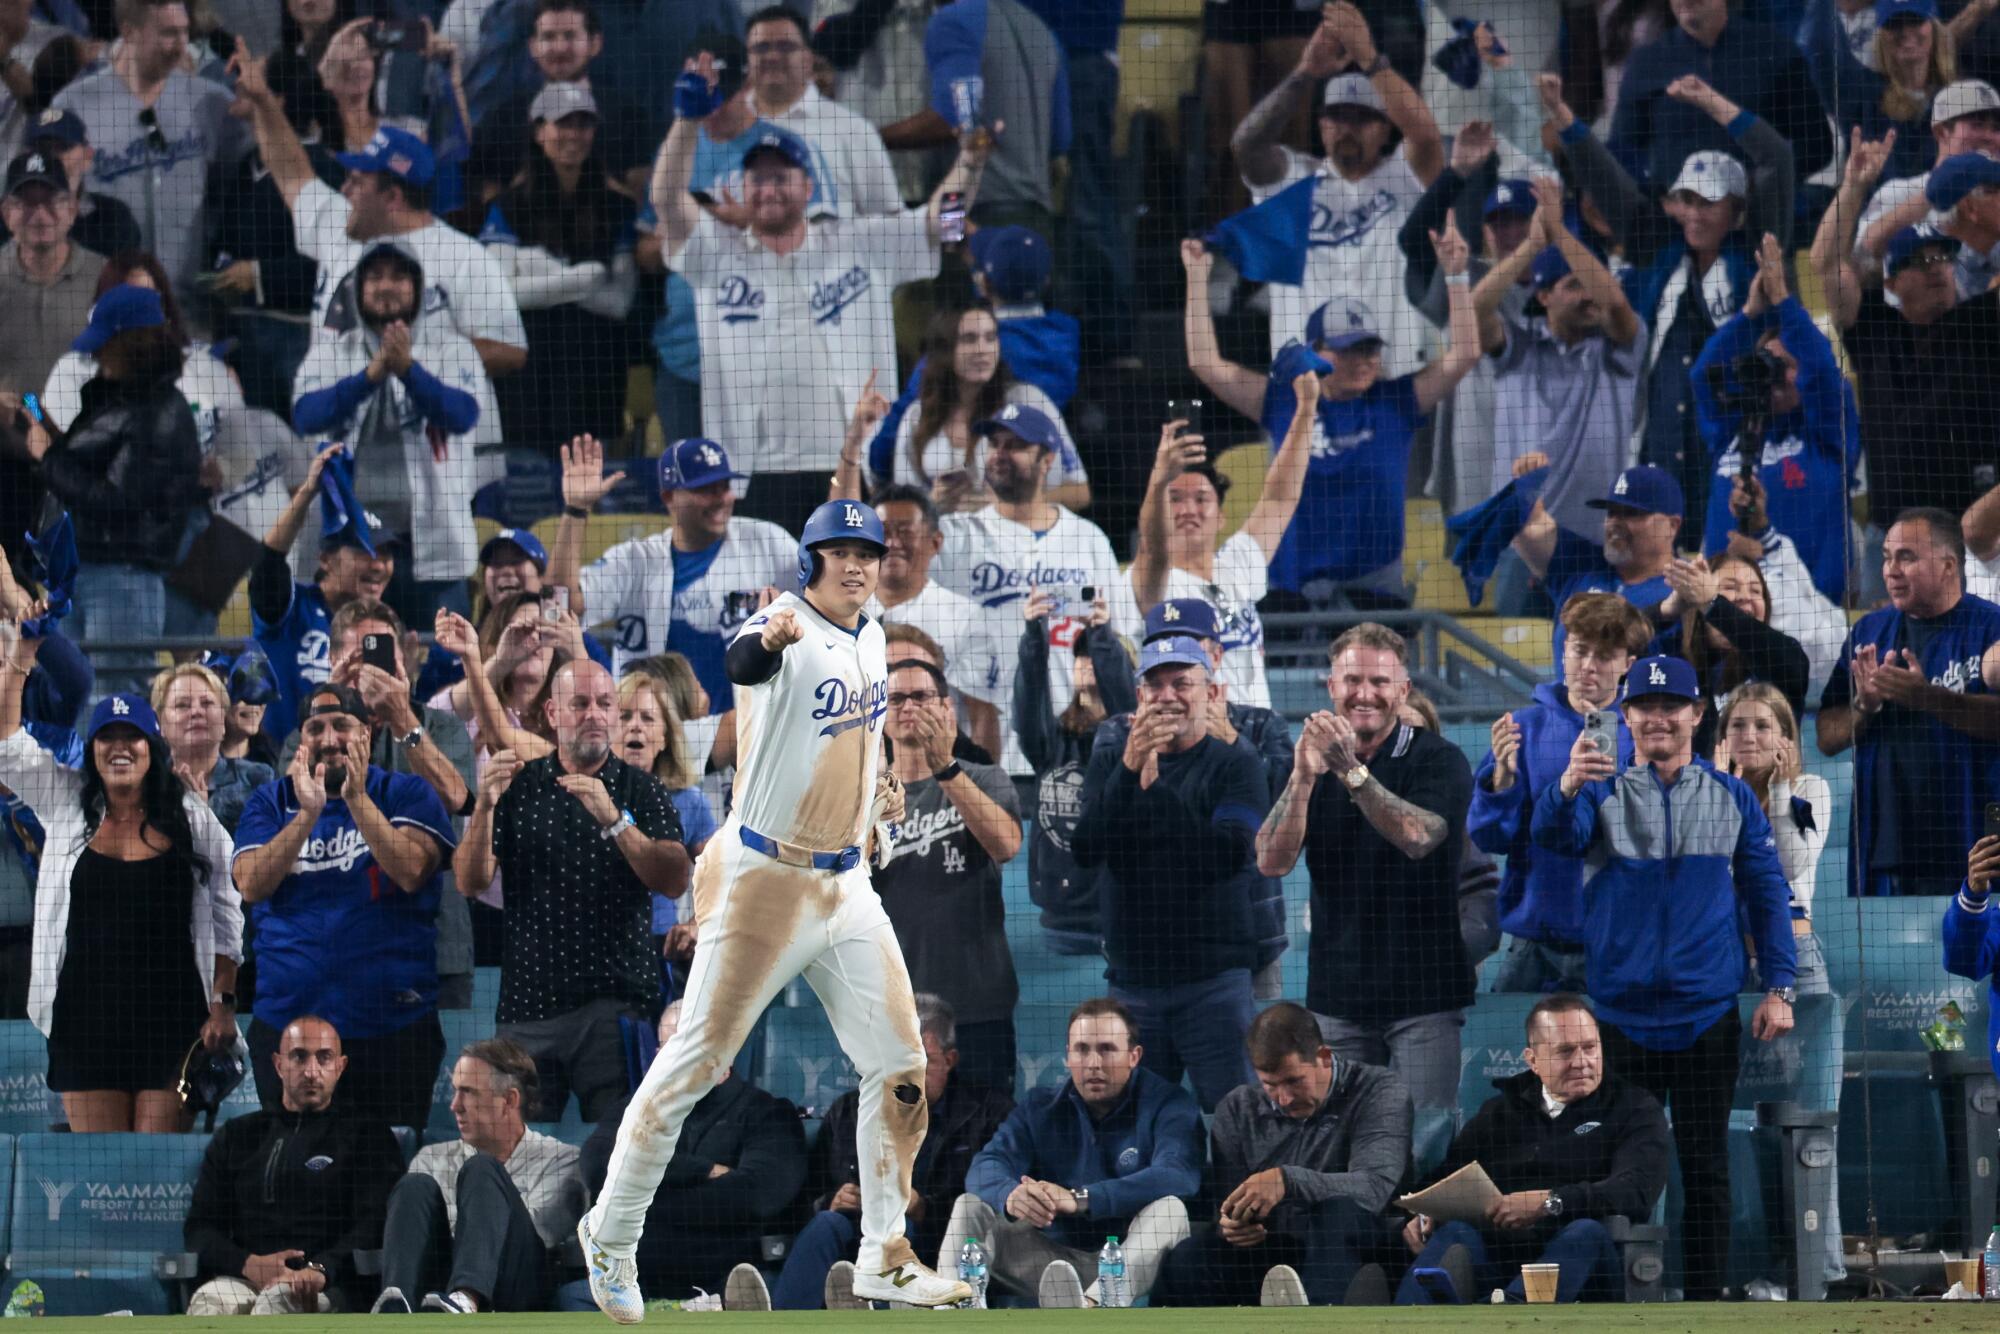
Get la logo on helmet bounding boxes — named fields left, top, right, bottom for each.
left=842, top=505, right=864, bottom=528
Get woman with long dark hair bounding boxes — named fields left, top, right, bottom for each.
left=479, top=87, right=637, bottom=453
left=1653, top=550, right=1811, bottom=756
left=0, top=624, right=240, bottom=1133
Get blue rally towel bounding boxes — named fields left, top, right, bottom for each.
left=317, top=446, right=377, bottom=556
left=1445, top=466, right=1546, bottom=607
left=1434, top=19, right=1506, bottom=90
left=1204, top=176, right=1317, bottom=286
left=19, top=513, right=76, bottom=638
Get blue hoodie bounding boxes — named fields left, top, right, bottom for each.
left=1470, top=682, right=1633, bottom=946
left=1943, top=888, right=2000, bottom=1078
left=965, top=1066, right=1204, bottom=1249
left=1531, top=756, right=1797, bottom=1050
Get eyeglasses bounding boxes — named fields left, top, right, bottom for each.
left=887, top=690, right=941, bottom=708
left=1896, top=251, right=1955, bottom=272
left=138, top=107, right=168, bottom=154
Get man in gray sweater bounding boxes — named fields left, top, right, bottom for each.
left=1151, top=1003, right=1411, bottom=1308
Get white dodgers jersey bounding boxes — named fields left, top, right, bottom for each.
left=729, top=592, right=889, bottom=853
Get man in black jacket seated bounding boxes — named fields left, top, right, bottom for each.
left=183, top=1016, right=405, bottom=1315
left=1395, top=995, right=1671, bottom=1304
left=770, top=994, right=1014, bottom=1309
left=579, top=1001, right=808, bottom=1310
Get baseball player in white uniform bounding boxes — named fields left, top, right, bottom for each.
left=579, top=501, right=972, bottom=1321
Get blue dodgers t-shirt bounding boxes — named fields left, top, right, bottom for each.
left=1541, top=529, right=1673, bottom=672
left=233, top=767, right=458, bottom=1040
left=667, top=538, right=730, bottom=709
left=251, top=581, right=332, bottom=745
left=1258, top=363, right=1423, bottom=592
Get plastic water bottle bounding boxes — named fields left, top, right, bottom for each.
left=1983, top=1225, right=2000, bottom=1298
left=1097, top=1236, right=1129, bottom=1308
left=957, top=1238, right=989, bottom=1308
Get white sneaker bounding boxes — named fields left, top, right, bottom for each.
left=369, top=1286, right=412, bottom=1315
left=1038, top=1260, right=1085, bottom=1309
left=851, top=1257, right=974, bottom=1308
left=724, top=1264, right=771, bottom=1312
left=681, top=1291, right=724, bottom=1312
left=823, top=1260, right=867, bottom=1311
left=1260, top=1264, right=1307, bottom=1307
left=420, top=1290, right=478, bottom=1314
left=577, top=1211, right=645, bottom=1324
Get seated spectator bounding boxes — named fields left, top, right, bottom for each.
left=292, top=240, right=497, bottom=627
left=580, top=999, right=809, bottom=1309
left=376, top=1038, right=589, bottom=1313
left=36, top=284, right=206, bottom=666
left=1472, top=593, right=1648, bottom=994
left=1532, top=654, right=1796, bottom=1299
left=1476, top=184, right=1645, bottom=570
left=964, top=226, right=1081, bottom=408
left=1551, top=74, right=1791, bottom=543
left=1152, top=1003, right=1412, bottom=1309
left=1073, top=637, right=1269, bottom=1111
left=863, top=483, right=1005, bottom=760
left=184, top=1015, right=404, bottom=1316
left=876, top=658, right=1023, bottom=1091
left=0, top=149, right=98, bottom=405
left=1717, top=685, right=1833, bottom=994
left=0, top=665, right=239, bottom=1133
left=465, top=0, right=654, bottom=204
left=865, top=306, right=1087, bottom=513
left=453, top=658, right=688, bottom=1120
left=1395, top=996, right=1670, bottom=1305
left=741, top=4, right=899, bottom=218
left=775, top=994, right=1013, bottom=1310
left=652, top=52, right=987, bottom=530
left=1818, top=509, right=2000, bottom=895
left=941, top=998, right=1200, bottom=1308
left=1, top=108, right=140, bottom=258
left=153, top=662, right=274, bottom=834
left=480, top=82, right=638, bottom=455
left=1649, top=550, right=1812, bottom=756
left=1606, top=0, right=1830, bottom=192
left=1256, top=623, right=1474, bottom=1111
left=553, top=435, right=794, bottom=697
left=1229, top=3, right=1444, bottom=373
left=1854, top=79, right=2000, bottom=266
left=52, top=0, right=248, bottom=310
left=1690, top=234, right=1858, bottom=603
left=1014, top=592, right=1135, bottom=956
left=231, top=48, right=528, bottom=380
left=1184, top=229, right=1478, bottom=609
left=1841, top=0, right=1966, bottom=187
left=232, top=681, right=455, bottom=1130
left=1128, top=353, right=1313, bottom=708
left=1515, top=467, right=1681, bottom=670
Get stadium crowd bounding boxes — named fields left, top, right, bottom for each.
left=1, top=0, right=2000, bottom=1314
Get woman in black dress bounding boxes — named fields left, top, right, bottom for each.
left=0, top=624, right=240, bottom=1132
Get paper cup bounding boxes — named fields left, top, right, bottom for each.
left=1945, top=1258, right=1980, bottom=1292
left=1521, top=1263, right=1560, bottom=1303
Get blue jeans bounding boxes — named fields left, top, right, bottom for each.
left=1111, top=969, right=1257, bottom=1112
left=1056, top=47, right=1133, bottom=357
left=1315, top=1009, right=1464, bottom=1112
left=1396, top=1218, right=1619, bottom=1304
left=772, top=1209, right=862, bottom=1310
left=1484, top=936, right=1589, bottom=994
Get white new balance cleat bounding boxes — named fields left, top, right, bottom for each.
left=851, top=1242, right=974, bottom=1309
left=577, top=1210, right=645, bottom=1324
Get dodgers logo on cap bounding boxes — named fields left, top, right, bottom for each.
left=1162, top=604, right=1181, bottom=622
left=1647, top=661, right=1666, bottom=686
left=1614, top=474, right=1630, bottom=496
left=111, top=697, right=130, bottom=716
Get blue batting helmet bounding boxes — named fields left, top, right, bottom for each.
left=797, top=500, right=887, bottom=589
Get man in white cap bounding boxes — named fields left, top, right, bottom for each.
left=1856, top=79, right=2000, bottom=265
left=1229, top=0, right=1442, bottom=375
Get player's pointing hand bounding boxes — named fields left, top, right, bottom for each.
left=760, top=609, right=803, bottom=652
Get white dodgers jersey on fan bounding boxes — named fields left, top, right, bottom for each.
left=729, top=592, right=888, bottom=854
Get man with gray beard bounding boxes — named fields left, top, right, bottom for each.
left=454, top=660, right=688, bottom=1122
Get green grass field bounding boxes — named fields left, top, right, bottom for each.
left=69, top=1308, right=2000, bottom=1332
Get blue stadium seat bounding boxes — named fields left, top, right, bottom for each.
left=758, top=1005, right=854, bottom=1115
left=8, top=1133, right=208, bottom=1316
left=429, top=1007, right=497, bottom=1138
left=0, top=1023, right=56, bottom=1135
left=1456, top=994, right=1536, bottom=1126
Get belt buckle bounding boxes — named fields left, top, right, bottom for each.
left=830, top=846, right=860, bottom=873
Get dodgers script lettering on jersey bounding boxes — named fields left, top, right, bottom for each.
left=813, top=677, right=888, bottom=738
left=1312, top=188, right=1398, bottom=250
left=719, top=276, right=764, bottom=323
left=812, top=267, right=872, bottom=326
left=967, top=562, right=1090, bottom=603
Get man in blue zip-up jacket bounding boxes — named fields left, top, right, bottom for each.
left=1471, top=592, right=1648, bottom=993
left=1942, top=835, right=2000, bottom=1077
left=1531, top=653, right=1796, bottom=1300
left=940, top=998, right=1201, bottom=1307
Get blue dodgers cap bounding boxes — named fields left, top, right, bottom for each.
left=967, top=225, right=1052, bottom=302
left=478, top=527, right=548, bottom=570
left=1144, top=598, right=1220, bottom=644
left=1137, top=634, right=1211, bottom=681
left=1926, top=152, right=2000, bottom=210
left=1483, top=178, right=1535, bottom=220
left=740, top=126, right=814, bottom=179
left=1622, top=654, right=1701, bottom=703
left=1886, top=221, right=1957, bottom=275
left=658, top=437, right=747, bottom=491
left=1877, top=0, right=1938, bottom=24
left=334, top=125, right=436, bottom=188
left=1528, top=245, right=1572, bottom=290
left=26, top=107, right=87, bottom=148
left=71, top=283, right=164, bottom=354
left=1304, top=296, right=1381, bottom=351
left=86, top=692, right=163, bottom=743
left=974, top=401, right=1063, bottom=450
left=1587, top=464, right=1685, bottom=518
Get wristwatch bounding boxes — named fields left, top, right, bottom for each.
left=1542, top=1193, right=1564, bottom=1218
left=600, top=809, right=636, bottom=840
left=395, top=723, right=425, bottom=750
left=1766, top=986, right=1797, bottom=1005
left=1071, top=1187, right=1089, bottom=1213
left=1342, top=763, right=1370, bottom=791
